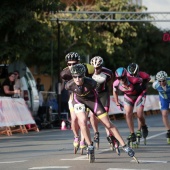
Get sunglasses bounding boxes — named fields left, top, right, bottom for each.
left=159, top=80, right=166, bottom=83
left=117, top=76, right=126, bottom=80
left=73, top=75, right=83, bottom=79
left=67, top=63, right=77, bottom=66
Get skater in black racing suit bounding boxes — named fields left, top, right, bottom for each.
left=65, top=63, right=136, bottom=158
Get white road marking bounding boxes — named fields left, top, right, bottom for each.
left=61, top=155, right=88, bottom=160
left=29, top=166, right=71, bottom=169
left=140, top=131, right=166, bottom=141
left=131, top=160, right=168, bottom=163
left=107, top=168, right=149, bottom=170
left=0, top=160, right=27, bottom=164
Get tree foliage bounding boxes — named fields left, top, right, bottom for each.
left=0, top=0, right=169, bottom=78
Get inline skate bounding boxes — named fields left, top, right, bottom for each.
left=122, top=145, right=139, bottom=163
left=166, top=130, right=170, bottom=144
left=141, top=125, right=148, bottom=145
left=80, top=140, right=87, bottom=155
left=136, top=130, right=142, bottom=145
left=94, top=132, right=99, bottom=150
left=87, top=144, right=95, bottom=163
left=127, top=133, right=138, bottom=148
left=73, top=137, right=80, bottom=154
left=107, top=134, right=120, bottom=155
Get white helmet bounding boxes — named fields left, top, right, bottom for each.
left=156, top=71, right=168, bottom=81
left=90, top=56, right=103, bottom=68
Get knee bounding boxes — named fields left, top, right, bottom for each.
left=79, top=120, right=87, bottom=127
left=126, top=112, right=132, bottom=118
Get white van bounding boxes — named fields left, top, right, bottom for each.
left=0, top=62, right=39, bottom=117
left=20, top=67, right=39, bottom=116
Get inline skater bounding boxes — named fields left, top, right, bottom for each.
left=113, top=67, right=148, bottom=148
left=60, top=52, right=94, bottom=152
left=90, top=56, right=119, bottom=153
left=152, top=71, right=170, bottom=144
left=127, top=63, right=150, bottom=144
left=65, top=64, right=138, bottom=162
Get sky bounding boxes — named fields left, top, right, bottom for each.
left=142, top=0, right=170, bottom=30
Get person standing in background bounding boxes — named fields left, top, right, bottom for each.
left=2, top=72, right=20, bottom=97
left=36, top=77, right=44, bottom=92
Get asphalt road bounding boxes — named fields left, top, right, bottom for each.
left=0, top=113, right=170, bottom=170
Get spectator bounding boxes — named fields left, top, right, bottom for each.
left=2, top=72, right=20, bottom=97
left=36, top=77, right=44, bottom=92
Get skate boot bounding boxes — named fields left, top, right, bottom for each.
left=136, top=130, right=142, bottom=145
left=73, top=137, right=79, bottom=154
left=94, top=132, right=99, bottom=149
left=142, top=125, right=148, bottom=145
left=122, top=145, right=139, bottom=163
left=86, top=143, right=95, bottom=163
left=80, top=140, right=87, bottom=155
left=166, top=130, right=170, bottom=144
left=107, top=135, right=120, bottom=155
left=127, top=133, right=137, bottom=148
left=80, top=141, right=87, bottom=149
left=73, top=137, right=79, bottom=147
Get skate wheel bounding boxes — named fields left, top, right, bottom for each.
left=115, top=148, right=120, bottom=156
left=110, top=143, right=114, bottom=151
left=136, top=138, right=140, bottom=145
left=132, top=143, right=138, bottom=148
left=95, top=142, right=99, bottom=150
left=130, top=142, right=133, bottom=148
left=89, top=153, right=95, bottom=163
left=80, top=148, right=83, bottom=155
left=74, top=146, right=79, bottom=154
left=133, top=156, right=139, bottom=164
left=144, top=138, right=147, bottom=145
left=167, top=138, right=170, bottom=144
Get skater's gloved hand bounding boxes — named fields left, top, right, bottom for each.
left=116, top=103, right=124, bottom=111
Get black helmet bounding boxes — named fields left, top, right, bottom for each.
left=65, top=52, right=80, bottom=62
left=70, top=64, right=86, bottom=76
left=127, top=63, right=139, bottom=76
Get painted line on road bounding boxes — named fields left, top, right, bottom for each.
left=107, top=168, right=150, bottom=170
left=140, top=131, right=166, bottom=141
left=29, top=166, right=71, bottom=169
left=0, top=160, right=27, bottom=164
left=61, top=155, right=88, bottom=161
left=131, top=160, right=167, bottom=163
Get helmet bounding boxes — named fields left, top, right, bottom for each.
left=65, top=52, right=80, bottom=62
left=156, top=71, right=168, bottom=81
left=115, top=67, right=127, bottom=78
left=90, top=56, right=103, bottom=68
left=70, top=64, right=86, bottom=76
left=127, top=63, right=139, bottom=76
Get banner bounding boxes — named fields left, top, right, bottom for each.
left=109, top=95, right=160, bottom=115
left=0, top=97, right=35, bottom=127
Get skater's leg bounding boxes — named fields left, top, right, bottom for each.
left=124, top=105, right=135, bottom=134
left=161, top=110, right=170, bottom=130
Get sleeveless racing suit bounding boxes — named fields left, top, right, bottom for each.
left=65, top=77, right=106, bottom=118
left=152, top=78, right=170, bottom=110
left=60, top=63, right=94, bottom=111
left=113, top=77, right=144, bottom=107
left=92, top=67, right=113, bottom=112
